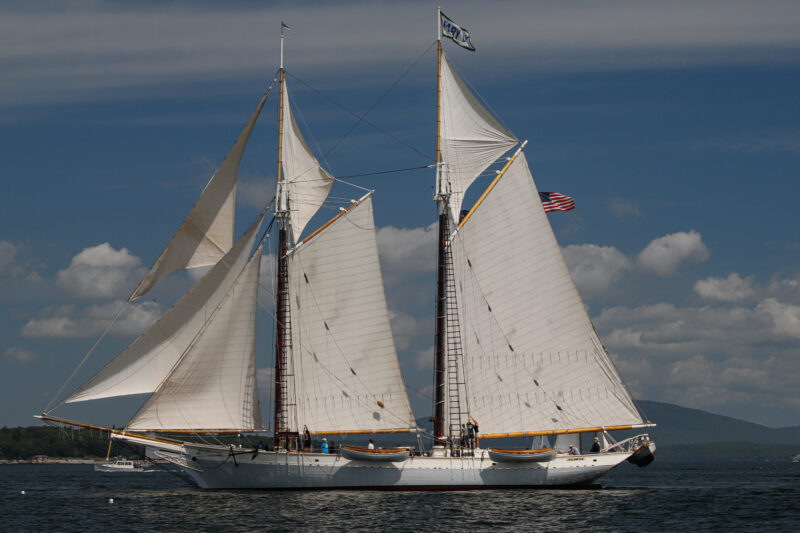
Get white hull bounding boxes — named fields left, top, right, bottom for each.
left=164, top=444, right=632, bottom=489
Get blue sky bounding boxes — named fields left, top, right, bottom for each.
left=2, top=0, right=800, bottom=429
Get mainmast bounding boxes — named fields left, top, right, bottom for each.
left=274, top=24, right=292, bottom=443
left=432, top=6, right=447, bottom=447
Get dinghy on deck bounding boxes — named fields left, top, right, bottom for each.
left=341, top=445, right=410, bottom=462
left=488, top=448, right=555, bottom=463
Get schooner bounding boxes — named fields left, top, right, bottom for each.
left=38, top=12, right=656, bottom=489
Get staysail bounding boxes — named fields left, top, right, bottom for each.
left=127, top=245, right=263, bottom=432
left=286, top=193, right=415, bottom=433
left=438, top=52, right=518, bottom=222
left=449, top=151, right=642, bottom=436
left=130, top=92, right=269, bottom=300
left=280, top=80, right=335, bottom=243
left=64, top=214, right=264, bottom=404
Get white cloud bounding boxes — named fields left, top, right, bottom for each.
left=376, top=223, right=437, bottom=284
left=637, top=230, right=709, bottom=277
left=756, top=298, right=800, bottom=339
left=4, top=1, right=800, bottom=108
left=694, top=273, right=755, bottom=302
left=388, top=310, right=431, bottom=353
left=608, top=198, right=642, bottom=220
left=562, top=243, right=632, bottom=298
left=56, top=243, right=145, bottom=299
left=21, top=300, right=161, bottom=338
left=0, top=240, right=18, bottom=274
left=4, top=346, right=39, bottom=362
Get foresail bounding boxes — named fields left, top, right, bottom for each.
left=64, top=214, right=264, bottom=404
left=127, top=246, right=263, bottom=432
left=438, top=52, right=517, bottom=222
left=130, top=92, right=268, bottom=300
left=281, top=81, right=334, bottom=243
left=450, top=152, right=641, bottom=435
left=287, top=194, right=415, bottom=433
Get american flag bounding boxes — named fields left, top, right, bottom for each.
left=539, top=192, right=575, bottom=213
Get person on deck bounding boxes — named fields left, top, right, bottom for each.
left=590, top=437, right=601, bottom=453
left=368, top=439, right=375, bottom=450
left=460, top=424, right=467, bottom=448
left=303, top=425, right=311, bottom=452
left=321, top=438, right=329, bottom=454
left=466, top=419, right=475, bottom=449
left=568, top=444, right=580, bottom=455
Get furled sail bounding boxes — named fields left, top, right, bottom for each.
left=287, top=193, right=415, bottom=433
left=438, top=52, right=517, bottom=222
left=64, top=214, right=264, bottom=404
left=280, top=80, right=335, bottom=243
left=127, top=246, right=263, bottom=431
left=449, top=151, right=642, bottom=435
left=130, top=92, right=268, bottom=300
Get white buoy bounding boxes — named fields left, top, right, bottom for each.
left=21, top=490, right=26, bottom=495
left=109, top=498, right=114, bottom=504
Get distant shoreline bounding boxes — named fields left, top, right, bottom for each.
left=1, top=459, right=98, bottom=465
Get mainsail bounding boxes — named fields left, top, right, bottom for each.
left=280, top=80, right=335, bottom=243
left=448, top=151, right=642, bottom=436
left=130, top=92, right=269, bottom=300
left=286, top=193, right=415, bottom=433
left=64, top=214, right=264, bottom=405
left=437, top=51, right=518, bottom=222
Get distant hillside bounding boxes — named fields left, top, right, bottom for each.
left=636, top=400, right=800, bottom=447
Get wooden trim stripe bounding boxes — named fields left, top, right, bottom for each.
left=457, top=140, right=527, bottom=229
left=297, top=192, right=371, bottom=246
left=313, top=428, right=417, bottom=436
left=478, top=423, right=656, bottom=440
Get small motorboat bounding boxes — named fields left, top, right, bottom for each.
left=488, top=447, right=555, bottom=463
left=340, top=445, right=410, bottom=462
left=94, top=459, right=156, bottom=472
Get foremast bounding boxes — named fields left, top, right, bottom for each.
left=274, top=25, right=294, bottom=444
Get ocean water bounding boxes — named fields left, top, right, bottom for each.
left=2, top=461, right=799, bottom=532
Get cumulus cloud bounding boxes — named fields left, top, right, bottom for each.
left=637, top=230, right=709, bottom=277
left=56, top=243, right=145, bottom=299
left=562, top=243, right=632, bottom=298
left=376, top=223, right=437, bottom=284
left=694, top=273, right=755, bottom=302
left=756, top=298, right=800, bottom=339
left=4, top=346, right=39, bottom=362
left=22, top=300, right=161, bottom=338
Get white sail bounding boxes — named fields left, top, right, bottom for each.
left=127, top=246, right=263, bottom=431
left=130, top=92, right=268, bottom=300
left=449, top=151, right=641, bottom=436
left=438, top=52, right=517, bottom=222
left=64, top=214, right=264, bottom=404
left=287, top=194, right=415, bottom=433
left=281, top=80, right=335, bottom=243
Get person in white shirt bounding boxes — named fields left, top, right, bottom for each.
left=368, top=439, right=375, bottom=450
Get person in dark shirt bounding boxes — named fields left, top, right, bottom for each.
left=590, top=436, right=601, bottom=453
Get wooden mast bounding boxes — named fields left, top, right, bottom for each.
left=432, top=7, right=447, bottom=447
left=273, top=24, right=291, bottom=445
